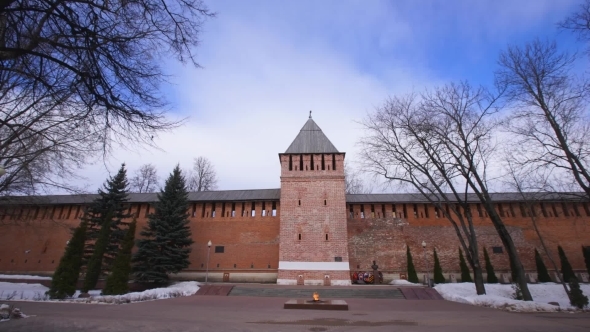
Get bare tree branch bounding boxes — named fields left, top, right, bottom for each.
left=186, top=156, right=217, bottom=192
left=0, top=0, right=214, bottom=195
left=129, top=164, right=159, bottom=193
left=344, top=160, right=373, bottom=194
left=496, top=39, right=590, bottom=198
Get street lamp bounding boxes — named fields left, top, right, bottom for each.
left=422, top=241, right=430, bottom=287
left=205, top=240, right=212, bottom=284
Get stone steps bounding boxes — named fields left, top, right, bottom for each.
left=228, top=286, right=405, bottom=299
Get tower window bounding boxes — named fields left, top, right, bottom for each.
left=298, top=200, right=301, bottom=206
left=321, top=154, right=325, bottom=170
left=215, top=246, right=224, bottom=253
left=332, top=154, right=336, bottom=170
left=324, top=199, right=327, bottom=206
left=289, top=155, right=293, bottom=171
left=325, top=234, right=329, bottom=241
left=299, top=154, right=303, bottom=171
left=298, top=234, right=301, bottom=240
left=310, top=154, right=314, bottom=170
left=272, top=201, right=277, bottom=216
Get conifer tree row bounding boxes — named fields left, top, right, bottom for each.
left=582, top=246, right=590, bottom=276
left=558, top=246, right=576, bottom=282
left=47, top=221, right=88, bottom=299
left=459, top=248, right=472, bottom=282
left=433, top=248, right=446, bottom=284
left=483, top=248, right=498, bottom=284
left=406, top=245, right=419, bottom=283
left=133, top=165, right=194, bottom=284
left=83, top=213, right=113, bottom=292
left=535, top=248, right=552, bottom=283
left=82, top=164, right=133, bottom=276
left=103, top=219, right=137, bottom=295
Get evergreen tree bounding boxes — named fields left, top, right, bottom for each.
left=46, top=221, right=87, bottom=299
left=406, top=245, right=419, bottom=283
left=569, top=277, right=589, bottom=309
left=459, top=248, right=472, bottom=282
left=484, top=248, right=498, bottom=283
left=433, top=248, right=446, bottom=284
left=83, top=164, right=133, bottom=272
left=558, top=245, right=576, bottom=282
left=535, top=248, right=552, bottom=283
left=583, top=246, right=590, bottom=275
left=133, top=165, right=193, bottom=284
left=103, top=219, right=137, bottom=295
left=82, top=215, right=112, bottom=292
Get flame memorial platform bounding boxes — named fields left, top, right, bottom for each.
left=284, top=299, right=349, bottom=310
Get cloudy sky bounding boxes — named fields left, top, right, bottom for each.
left=79, top=0, right=582, bottom=193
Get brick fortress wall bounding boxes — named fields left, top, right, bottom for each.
left=1, top=198, right=589, bottom=283
left=0, top=200, right=281, bottom=283
left=347, top=202, right=590, bottom=281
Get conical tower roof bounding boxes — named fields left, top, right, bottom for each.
left=284, top=115, right=339, bottom=154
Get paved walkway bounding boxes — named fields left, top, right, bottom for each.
left=2, top=294, right=590, bottom=331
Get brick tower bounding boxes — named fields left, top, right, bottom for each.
left=277, top=114, right=351, bottom=285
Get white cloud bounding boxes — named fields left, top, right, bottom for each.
left=74, top=0, right=580, bottom=193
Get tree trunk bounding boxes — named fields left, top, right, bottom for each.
left=473, top=263, right=486, bottom=295
left=487, top=211, right=533, bottom=301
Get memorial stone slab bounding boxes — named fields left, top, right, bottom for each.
left=526, top=273, right=537, bottom=284
left=499, top=273, right=510, bottom=284
left=449, top=274, right=457, bottom=283
left=577, top=272, right=589, bottom=283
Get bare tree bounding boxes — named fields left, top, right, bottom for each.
left=344, top=161, right=373, bottom=194
left=496, top=39, right=590, bottom=199
left=422, top=82, right=532, bottom=300
left=129, top=164, right=159, bottom=193
left=0, top=0, right=214, bottom=195
left=560, top=0, right=590, bottom=50
left=186, top=157, right=218, bottom=192
left=360, top=84, right=488, bottom=295
left=503, top=158, right=573, bottom=300
left=361, top=81, right=535, bottom=300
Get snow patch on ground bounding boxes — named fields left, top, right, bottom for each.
left=389, top=279, right=418, bottom=286
left=0, top=282, right=50, bottom=301
left=0, top=274, right=51, bottom=280
left=0, top=281, right=200, bottom=304
left=435, top=283, right=590, bottom=312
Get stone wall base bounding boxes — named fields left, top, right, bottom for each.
left=277, top=269, right=351, bottom=286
